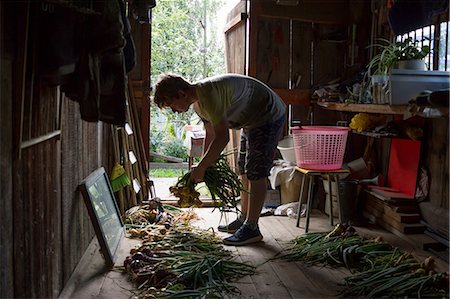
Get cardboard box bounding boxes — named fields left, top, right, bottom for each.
left=280, top=171, right=303, bottom=204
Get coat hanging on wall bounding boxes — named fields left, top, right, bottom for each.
left=119, top=0, right=136, bottom=73
left=59, top=0, right=137, bottom=126
left=37, top=2, right=80, bottom=85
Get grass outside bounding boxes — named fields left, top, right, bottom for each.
left=149, top=168, right=186, bottom=178
left=150, top=168, right=211, bottom=197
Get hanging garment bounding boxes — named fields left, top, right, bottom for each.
left=36, top=2, right=80, bottom=85
left=98, top=49, right=127, bottom=125
left=63, top=0, right=128, bottom=126
left=119, top=0, right=136, bottom=73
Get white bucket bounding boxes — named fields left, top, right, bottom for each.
left=277, top=136, right=297, bottom=164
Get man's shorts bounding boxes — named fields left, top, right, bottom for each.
left=238, top=115, right=286, bottom=180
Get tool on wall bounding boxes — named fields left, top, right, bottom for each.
left=128, top=81, right=156, bottom=199
left=111, top=125, right=126, bottom=213
left=109, top=81, right=157, bottom=214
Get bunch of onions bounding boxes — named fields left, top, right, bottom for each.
left=170, top=153, right=245, bottom=209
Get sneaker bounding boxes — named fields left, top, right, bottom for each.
left=222, top=224, right=263, bottom=246
left=218, top=219, right=243, bottom=233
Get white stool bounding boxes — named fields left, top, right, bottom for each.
left=186, top=129, right=205, bottom=169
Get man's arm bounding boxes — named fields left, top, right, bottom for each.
left=191, top=118, right=229, bottom=182
left=202, top=121, right=214, bottom=154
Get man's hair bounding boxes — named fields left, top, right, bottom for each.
left=153, top=73, right=191, bottom=108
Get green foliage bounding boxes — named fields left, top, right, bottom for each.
left=150, top=125, right=165, bottom=153
left=151, top=0, right=225, bottom=84
left=151, top=125, right=190, bottom=161
left=163, top=109, right=192, bottom=139
left=150, top=0, right=226, bottom=158
left=395, top=37, right=430, bottom=60
left=164, top=137, right=189, bottom=161
left=367, top=37, right=430, bottom=75
left=167, top=122, right=176, bottom=138
left=149, top=168, right=185, bottom=178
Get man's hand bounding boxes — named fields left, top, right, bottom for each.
left=190, top=163, right=207, bottom=183
left=190, top=117, right=229, bottom=183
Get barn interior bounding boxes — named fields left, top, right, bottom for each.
left=0, top=1, right=449, bottom=298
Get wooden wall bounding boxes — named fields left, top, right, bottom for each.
left=129, top=18, right=151, bottom=162
left=313, top=24, right=348, bottom=84
left=292, top=21, right=312, bottom=89
left=259, top=0, right=349, bottom=24
left=248, top=1, right=371, bottom=133
left=225, top=22, right=247, bottom=74
left=224, top=1, right=247, bottom=166
left=1, top=1, right=113, bottom=297
left=9, top=94, right=110, bottom=298
left=426, top=118, right=449, bottom=209
left=60, top=98, right=111, bottom=285
left=255, top=17, right=290, bottom=88
left=0, top=1, right=14, bottom=295
left=224, top=0, right=247, bottom=75
left=420, top=118, right=449, bottom=234
left=14, top=136, right=62, bottom=298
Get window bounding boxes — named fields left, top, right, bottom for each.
left=439, top=21, right=449, bottom=71
left=396, top=20, right=450, bottom=71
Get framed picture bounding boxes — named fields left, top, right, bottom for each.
left=79, top=167, right=124, bottom=267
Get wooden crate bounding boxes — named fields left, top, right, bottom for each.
left=362, top=190, right=425, bottom=234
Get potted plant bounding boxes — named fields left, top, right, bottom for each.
left=367, top=37, right=430, bottom=76
left=365, top=37, right=430, bottom=104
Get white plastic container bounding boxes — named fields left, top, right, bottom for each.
left=277, top=136, right=297, bottom=164
left=389, top=69, right=450, bottom=105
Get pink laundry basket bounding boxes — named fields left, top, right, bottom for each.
left=291, top=126, right=350, bottom=170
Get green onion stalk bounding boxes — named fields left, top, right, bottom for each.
left=278, top=225, right=449, bottom=298
left=171, top=152, right=247, bottom=213
left=122, top=220, right=255, bottom=299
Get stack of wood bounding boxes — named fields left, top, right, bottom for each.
left=362, top=187, right=425, bottom=235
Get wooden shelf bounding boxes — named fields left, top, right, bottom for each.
left=317, top=102, right=407, bottom=115
left=350, top=130, right=398, bottom=138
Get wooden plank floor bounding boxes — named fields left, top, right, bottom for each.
left=63, top=208, right=449, bottom=299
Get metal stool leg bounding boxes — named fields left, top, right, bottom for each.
left=327, top=174, right=333, bottom=226
left=305, top=175, right=315, bottom=233
left=334, top=174, right=342, bottom=223
left=296, top=174, right=306, bottom=227
left=149, top=179, right=156, bottom=198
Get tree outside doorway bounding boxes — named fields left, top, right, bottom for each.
left=149, top=0, right=232, bottom=183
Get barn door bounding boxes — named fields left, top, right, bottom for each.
left=224, top=1, right=247, bottom=168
